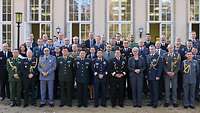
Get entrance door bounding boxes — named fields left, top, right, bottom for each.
left=67, top=23, right=91, bottom=43
left=149, top=23, right=160, bottom=42
left=192, top=24, right=200, bottom=39
left=31, top=24, right=40, bottom=40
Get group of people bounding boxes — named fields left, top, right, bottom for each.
left=0, top=31, right=200, bottom=109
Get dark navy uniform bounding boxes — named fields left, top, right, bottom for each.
left=75, top=58, right=91, bottom=107
left=109, top=57, right=127, bottom=107
left=92, top=58, right=108, bottom=107
left=121, top=47, right=132, bottom=99
left=20, top=57, right=38, bottom=106
left=146, top=53, right=162, bottom=107
left=57, top=56, right=74, bottom=106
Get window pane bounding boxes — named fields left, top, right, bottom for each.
left=2, top=24, right=12, bottom=46
left=109, top=0, right=119, bottom=21
left=190, top=0, right=199, bottom=21
left=69, top=0, right=91, bottom=21
left=41, top=24, right=51, bottom=38
left=161, top=23, right=171, bottom=41
left=81, top=24, right=90, bottom=41
left=109, top=24, right=119, bottom=39
left=41, top=0, right=51, bottom=21
left=30, top=0, right=39, bottom=21
left=121, top=24, right=131, bottom=39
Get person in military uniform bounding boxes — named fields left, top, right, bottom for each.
left=86, top=47, right=97, bottom=100
left=57, top=47, right=74, bottom=107
left=146, top=45, right=162, bottom=108
left=7, top=49, right=22, bottom=107
left=192, top=47, right=200, bottom=101
left=121, top=40, right=132, bottom=99
left=38, top=48, right=56, bottom=107
left=109, top=49, right=127, bottom=107
left=75, top=50, right=91, bottom=107
left=128, top=47, right=145, bottom=108
left=20, top=50, right=38, bottom=107
left=163, top=44, right=181, bottom=107
left=182, top=52, right=199, bottom=109
left=92, top=50, right=108, bottom=107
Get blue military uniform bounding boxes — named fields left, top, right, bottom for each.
left=182, top=59, right=199, bottom=107
left=146, top=53, right=162, bottom=107
left=38, top=55, right=56, bottom=105
left=92, top=58, right=108, bottom=107
left=75, top=58, right=91, bottom=107
left=193, top=55, right=200, bottom=100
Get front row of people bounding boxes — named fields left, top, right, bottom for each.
left=6, top=44, right=199, bottom=109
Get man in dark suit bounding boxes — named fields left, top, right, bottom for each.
left=115, top=33, right=123, bottom=48
left=160, top=36, right=168, bottom=51
left=0, top=43, right=12, bottom=101
left=85, top=32, right=96, bottom=48
left=144, top=33, right=155, bottom=48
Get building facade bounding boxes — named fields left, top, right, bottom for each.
left=0, top=0, right=197, bottom=49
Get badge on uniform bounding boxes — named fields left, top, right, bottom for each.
left=67, top=61, right=71, bottom=64
left=103, top=61, right=106, bottom=65
left=60, top=61, right=63, bottom=64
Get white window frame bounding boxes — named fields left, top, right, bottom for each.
left=27, top=0, right=53, bottom=39
left=147, top=0, right=174, bottom=42
left=107, top=0, right=133, bottom=42
left=0, top=0, right=13, bottom=48
left=188, top=0, right=200, bottom=39
left=66, top=0, right=93, bottom=44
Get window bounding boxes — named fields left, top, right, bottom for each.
left=28, top=0, right=52, bottom=38
left=189, top=0, right=200, bottom=39
left=108, top=0, right=132, bottom=40
left=67, top=0, right=92, bottom=42
left=147, top=0, right=173, bottom=42
left=0, top=0, right=12, bottom=46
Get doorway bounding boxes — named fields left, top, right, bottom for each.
left=31, top=24, right=40, bottom=41
left=192, top=24, right=199, bottom=39
left=149, top=23, right=160, bottom=42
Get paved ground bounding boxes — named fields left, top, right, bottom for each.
left=0, top=99, right=200, bottom=113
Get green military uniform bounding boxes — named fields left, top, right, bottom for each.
left=69, top=51, right=79, bottom=60
left=6, top=57, right=22, bottom=106
left=57, top=56, right=74, bottom=106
